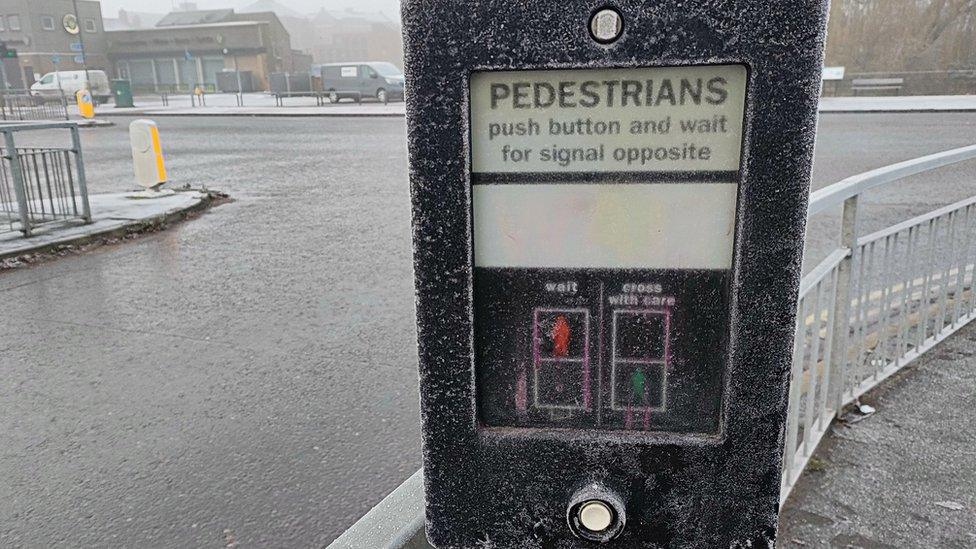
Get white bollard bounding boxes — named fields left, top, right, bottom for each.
left=129, top=119, right=168, bottom=190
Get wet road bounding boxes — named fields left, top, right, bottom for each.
left=1, top=113, right=975, bottom=547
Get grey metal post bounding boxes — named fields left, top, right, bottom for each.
left=233, top=54, right=243, bottom=106
left=828, top=195, right=859, bottom=411
left=69, top=124, right=91, bottom=223
left=3, top=129, right=32, bottom=236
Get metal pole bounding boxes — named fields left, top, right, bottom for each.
left=71, top=0, right=91, bottom=87
left=234, top=54, right=243, bottom=106
left=827, top=195, right=859, bottom=411
left=68, top=124, right=91, bottom=223
left=4, top=129, right=32, bottom=236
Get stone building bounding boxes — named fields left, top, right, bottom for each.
left=106, top=9, right=306, bottom=93
left=0, top=0, right=108, bottom=88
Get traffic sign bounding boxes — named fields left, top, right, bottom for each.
left=70, top=42, right=83, bottom=52
left=74, top=54, right=85, bottom=64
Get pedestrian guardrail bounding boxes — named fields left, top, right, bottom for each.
left=326, top=144, right=976, bottom=548
left=780, top=143, right=976, bottom=500
left=0, top=122, right=91, bottom=237
left=0, top=90, right=69, bottom=122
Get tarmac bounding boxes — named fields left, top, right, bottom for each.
left=0, top=191, right=212, bottom=262
left=0, top=112, right=973, bottom=546
left=778, top=320, right=976, bottom=547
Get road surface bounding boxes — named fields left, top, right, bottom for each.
left=1, top=113, right=974, bottom=546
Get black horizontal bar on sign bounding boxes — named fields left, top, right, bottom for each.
left=471, top=171, right=740, bottom=184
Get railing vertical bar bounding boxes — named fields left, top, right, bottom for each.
left=896, top=227, right=914, bottom=365
left=968, top=204, right=976, bottom=317
left=936, top=211, right=956, bottom=335
left=851, top=243, right=869, bottom=396
left=828, top=195, right=859, bottom=410
left=3, top=130, right=32, bottom=236
left=783, top=298, right=807, bottom=489
left=875, top=235, right=895, bottom=378
left=856, top=241, right=876, bottom=389
left=69, top=126, right=92, bottom=223
left=953, top=205, right=972, bottom=325
left=817, top=266, right=839, bottom=429
left=918, top=218, right=937, bottom=349
left=802, top=280, right=824, bottom=453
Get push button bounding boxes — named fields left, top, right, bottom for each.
left=579, top=500, right=614, bottom=532
left=567, top=485, right=626, bottom=542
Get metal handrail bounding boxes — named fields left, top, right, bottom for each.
left=808, top=144, right=976, bottom=215
left=330, top=144, right=976, bottom=548
left=0, top=122, right=90, bottom=237
left=783, top=143, right=976, bottom=501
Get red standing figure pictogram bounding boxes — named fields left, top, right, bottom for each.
left=551, top=315, right=570, bottom=357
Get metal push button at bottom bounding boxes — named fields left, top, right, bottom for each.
left=567, top=486, right=626, bottom=542
left=579, top=501, right=614, bottom=532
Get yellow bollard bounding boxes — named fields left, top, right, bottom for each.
left=129, top=119, right=168, bottom=188
left=76, top=89, right=95, bottom=119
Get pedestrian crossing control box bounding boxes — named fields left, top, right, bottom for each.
left=403, top=1, right=829, bottom=546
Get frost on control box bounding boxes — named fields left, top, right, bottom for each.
left=470, top=65, right=747, bottom=434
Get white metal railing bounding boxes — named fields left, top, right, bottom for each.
left=330, top=144, right=976, bottom=547
left=780, top=144, right=976, bottom=501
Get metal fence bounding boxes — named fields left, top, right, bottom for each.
left=780, top=144, right=976, bottom=500
left=0, top=122, right=90, bottom=237
left=328, top=144, right=976, bottom=548
left=0, top=90, right=69, bottom=122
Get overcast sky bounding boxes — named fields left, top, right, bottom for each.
left=98, top=0, right=401, bottom=19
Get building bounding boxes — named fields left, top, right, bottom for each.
left=106, top=9, right=304, bottom=93
left=102, top=9, right=165, bottom=32
left=239, top=0, right=315, bottom=55
left=308, top=9, right=404, bottom=69
left=0, top=0, right=109, bottom=88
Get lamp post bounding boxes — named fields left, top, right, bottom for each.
left=71, top=0, right=90, bottom=88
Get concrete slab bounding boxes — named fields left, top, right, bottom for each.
left=0, top=191, right=210, bottom=260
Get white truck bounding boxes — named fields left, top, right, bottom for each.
left=30, top=70, right=112, bottom=104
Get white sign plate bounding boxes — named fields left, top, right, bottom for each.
left=469, top=65, right=748, bottom=270
left=470, top=64, right=747, bottom=174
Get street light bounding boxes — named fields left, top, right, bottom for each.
left=70, top=0, right=90, bottom=89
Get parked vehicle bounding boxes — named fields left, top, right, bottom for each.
left=320, top=62, right=405, bottom=103
left=29, top=70, right=112, bottom=104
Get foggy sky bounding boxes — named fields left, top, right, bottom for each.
left=98, top=0, right=401, bottom=19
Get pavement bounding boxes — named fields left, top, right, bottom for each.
left=0, top=114, right=974, bottom=546
left=73, top=93, right=406, bottom=117
left=0, top=191, right=211, bottom=261
left=820, top=94, right=976, bottom=113
left=60, top=92, right=976, bottom=118
left=778, top=320, right=976, bottom=547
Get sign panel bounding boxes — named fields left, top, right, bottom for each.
left=470, top=65, right=747, bottom=434
left=470, top=64, right=747, bottom=174
left=822, top=66, right=846, bottom=81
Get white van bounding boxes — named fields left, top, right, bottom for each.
left=30, top=70, right=111, bottom=104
